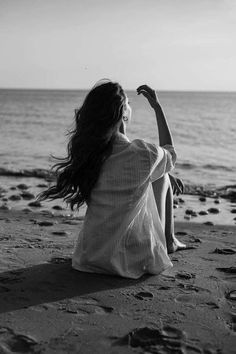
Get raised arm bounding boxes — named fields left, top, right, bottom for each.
left=136, top=84, right=173, bottom=147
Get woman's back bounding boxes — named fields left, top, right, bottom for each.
left=72, top=134, right=174, bottom=278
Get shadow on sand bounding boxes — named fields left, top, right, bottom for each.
left=0, top=258, right=148, bottom=314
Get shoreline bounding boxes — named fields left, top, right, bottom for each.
left=0, top=207, right=235, bottom=353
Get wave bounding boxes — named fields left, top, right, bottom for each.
left=176, top=162, right=234, bottom=172
left=0, top=167, right=55, bottom=180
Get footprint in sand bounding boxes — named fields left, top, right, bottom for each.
left=59, top=298, right=114, bottom=316
left=0, top=327, right=38, bottom=353
left=177, top=283, right=211, bottom=293
left=134, top=291, right=154, bottom=300
left=216, top=266, right=236, bottom=274
left=48, top=256, right=71, bottom=264
left=212, top=248, right=236, bottom=255
left=175, top=293, right=219, bottom=308
left=116, top=325, right=203, bottom=353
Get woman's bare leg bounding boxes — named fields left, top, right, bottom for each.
left=152, top=174, right=186, bottom=253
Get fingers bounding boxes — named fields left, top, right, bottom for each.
left=137, top=84, right=155, bottom=97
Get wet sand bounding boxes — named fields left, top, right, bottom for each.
left=0, top=204, right=235, bottom=353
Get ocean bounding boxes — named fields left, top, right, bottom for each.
left=0, top=89, right=235, bottom=190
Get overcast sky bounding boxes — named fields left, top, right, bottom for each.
left=0, top=0, right=235, bottom=90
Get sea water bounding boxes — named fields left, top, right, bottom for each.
left=0, top=89, right=235, bottom=188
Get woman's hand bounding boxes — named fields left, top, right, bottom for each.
left=137, top=84, right=159, bottom=109
left=169, top=174, right=184, bottom=195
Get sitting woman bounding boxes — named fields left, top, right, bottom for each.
left=39, top=80, right=186, bottom=279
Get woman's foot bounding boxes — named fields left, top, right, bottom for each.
left=167, top=235, right=187, bottom=254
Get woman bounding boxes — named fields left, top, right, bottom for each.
left=39, top=80, right=186, bottom=279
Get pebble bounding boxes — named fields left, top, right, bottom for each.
left=17, top=183, right=29, bottom=190
left=203, top=221, right=214, bottom=226
left=0, top=187, right=7, bottom=193
left=184, top=215, right=191, bottom=220
left=185, top=209, right=194, bottom=215
left=9, top=194, right=21, bottom=201
left=198, top=210, right=208, bottom=215
left=52, top=205, right=63, bottom=210
left=2, top=197, right=8, bottom=202
left=52, top=231, right=69, bottom=236
left=10, top=186, right=16, bottom=190
left=214, top=199, right=220, bottom=204
left=178, top=198, right=185, bottom=203
left=199, top=196, right=206, bottom=202
left=38, top=221, right=54, bottom=227
left=231, top=209, right=236, bottom=214
left=191, top=211, right=198, bottom=217
left=21, top=191, right=35, bottom=200
left=22, top=208, right=32, bottom=213
left=207, top=207, right=220, bottom=214
left=28, top=201, right=42, bottom=207
left=173, top=204, right=178, bottom=209
left=176, top=271, right=195, bottom=280
left=0, top=204, right=11, bottom=210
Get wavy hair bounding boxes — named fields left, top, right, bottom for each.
left=38, top=80, right=126, bottom=210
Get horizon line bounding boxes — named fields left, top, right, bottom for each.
left=0, top=87, right=236, bottom=94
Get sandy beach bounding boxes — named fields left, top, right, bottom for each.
left=0, top=191, right=235, bottom=353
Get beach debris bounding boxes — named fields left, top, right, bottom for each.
left=216, top=266, right=236, bottom=274
left=17, top=183, right=29, bottom=190
left=191, top=211, right=198, bottom=217
left=203, top=221, right=214, bottom=226
left=226, top=290, right=236, bottom=301
left=21, top=191, right=35, bottom=200
left=37, top=221, right=54, bottom=227
left=219, top=186, right=236, bottom=202
left=207, top=207, right=220, bottom=214
left=212, top=248, right=236, bottom=255
left=9, top=194, right=21, bottom=201
left=134, top=291, right=154, bottom=300
left=199, top=196, right=206, bottom=202
left=178, top=197, right=185, bottom=203
left=198, top=210, right=208, bottom=215
left=28, top=200, right=42, bottom=207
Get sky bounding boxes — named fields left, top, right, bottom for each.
left=0, top=0, right=236, bottom=91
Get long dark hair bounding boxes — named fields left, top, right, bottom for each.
left=38, top=80, right=126, bottom=210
